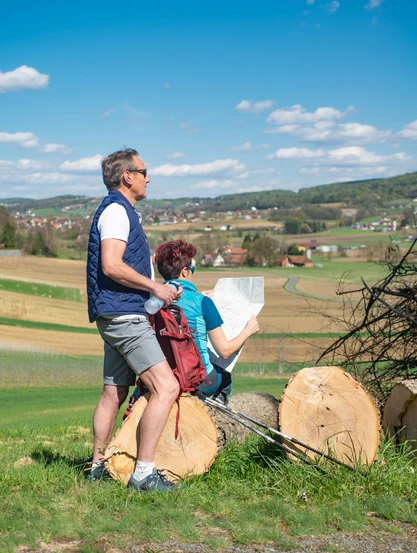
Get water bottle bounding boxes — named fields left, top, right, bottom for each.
left=144, top=282, right=179, bottom=315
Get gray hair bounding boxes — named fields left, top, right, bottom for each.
left=101, top=148, right=139, bottom=191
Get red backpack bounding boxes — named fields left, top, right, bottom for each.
left=123, top=304, right=207, bottom=437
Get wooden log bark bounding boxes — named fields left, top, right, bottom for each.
left=382, top=380, right=417, bottom=456
left=104, top=391, right=279, bottom=485
left=279, top=366, right=380, bottom=466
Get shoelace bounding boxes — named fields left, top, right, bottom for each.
left=155, top=469, right=173, bottom=485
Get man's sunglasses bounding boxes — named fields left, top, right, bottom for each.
left=187, top=266, right=195, bottom=274
left=128, top=168, right=147, bottom=178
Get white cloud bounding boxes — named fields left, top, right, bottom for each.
left=299, top=167, right=320, bottom=174
left=101, top=108, right=116, bottom=118
left=268, top=147, right=326, bottom=159
left=0, top=131, right=71, bottom=152
left=267, top=145, right=409, bottom=167
left=191, top=179, right=236, bottom=190
left=0, top=65, right=49, bottom=93
left=60, top=154, right=102, bottom=172
left=266, top=104, right=353, bottom=125
left=0, top=159, right=49, bottom=172
left=236, top=168, right=278, bottom=179
left=266, top=120, right=390, bottom=144
left=365, top=0, right=384, bottom=10
left=264, top=105, right=392, bottom=145
left=398, top=120, right=417, bottom=140
left=21, top=172, right=75, bottom=184
left=151, top=159, right=245, bottom=177
left=164, top=82, right=171, bottom=89
left=327, top=146, right=406, bottom=165
left=327, top=1, right=340, bottom=13
left=179, top=121, right=200, bottom=133
left=0, top=131, right=39, bottom=148
left=327, top=165, right=389, bottom=175
left=230, top=141, right=271, bottom=152
left=238, top=184, right=277, bottom=193
left=235, top=99, right=274, bottom=114
left=40, top=143, right=72, bottom=154
left=0, top=159, right=75, bottom=186
left=166, top=152, right=186, bottom=159
left=306, top=0, right=315, bottom=4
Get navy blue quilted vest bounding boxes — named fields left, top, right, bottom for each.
left=87, top=189, right=151, bottom=322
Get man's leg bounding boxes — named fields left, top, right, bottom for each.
left=92, top=384, right=129, bottom=462
left=127, top=360, right=180, bottom=491
left=136, top=360, right=180, bottom=461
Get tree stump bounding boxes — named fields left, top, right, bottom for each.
left=279, top=366, right=380, bottom=466
left=104, top=391, right=279, bottom=485
left=382, top=380, right=417, bottom=457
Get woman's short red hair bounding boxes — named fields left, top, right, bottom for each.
left=155, top=240, right=197, bottom=281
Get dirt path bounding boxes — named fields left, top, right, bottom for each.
left=16, top=521, right=417, bottom=552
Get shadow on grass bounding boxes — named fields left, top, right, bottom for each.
left=30, top=445, right=92, bottom=473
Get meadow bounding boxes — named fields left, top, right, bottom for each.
left=1, top=254, right=416, bottom=552
left=1, top=394, right=416, bottom=553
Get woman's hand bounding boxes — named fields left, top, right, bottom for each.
left=244, top=315, right=260, bottom=337
left=201, top=289, right=215, bottom=298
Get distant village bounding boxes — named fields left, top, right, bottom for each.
left=2, top=197, right=416, bottom=266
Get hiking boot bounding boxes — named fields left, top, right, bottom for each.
left=86, top=460, right=110, bottom=482
left=127, top=469, right=177, bottom=492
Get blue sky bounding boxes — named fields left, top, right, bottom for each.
left=0, top=0, right=416, bottom=200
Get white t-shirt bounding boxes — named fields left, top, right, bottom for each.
left=97, top=203, right=154, bottom=320
left=98, top=202, right=134, bottom=242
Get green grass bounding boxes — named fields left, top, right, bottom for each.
left=269, top=259, right=389, bottom=284
left=0, top=315, right=353, bottom=340
left=0, top=316, right=97, bottom=334
left=0, top=412, right=416, bottom=552
left=0, top=278, right=82, bottom=301
left=234, top=361, right=309, bottom=375
left=0, top=347, right=316, bottom=391
left=0, top=350, right=102, bottom=390
left=0, top=377, right=288, bottom=430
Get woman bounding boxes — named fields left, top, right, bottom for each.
left=154, top=240, right=259, bottom=402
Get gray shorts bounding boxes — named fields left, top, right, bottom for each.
left=96, top=316, right=166, bottom=387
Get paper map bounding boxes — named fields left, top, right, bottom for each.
left=207, top=276, right=264, bottom=372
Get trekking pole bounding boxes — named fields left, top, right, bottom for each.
left=206, top=398, right=366, bottom=476
left=205, top=397, right=327, bottom=473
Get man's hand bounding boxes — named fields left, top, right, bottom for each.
left=153, top=282, right=183, bottom=306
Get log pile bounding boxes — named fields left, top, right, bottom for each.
left=382, top=380, right=417, bottom=456
left=104, top=391, right=279, bottom=485
left=104, top=366, right=381, bottom=485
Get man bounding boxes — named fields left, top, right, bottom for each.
left=87, top=148, right=181, bottom=491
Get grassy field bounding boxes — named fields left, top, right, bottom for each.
left=0, top=348, right=322, bottom=391
left=1, top=255, right=416, bottom=551
left=1, top=385, right=416, bottom=552
left=0, top=378, right=288, bottom=430
left=269, top=258, right=389, bottom=285
left=0, top=278, right=82, bottom=301
left=0, top=254, right=386, bottom=361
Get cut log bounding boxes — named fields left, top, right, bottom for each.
left=213, top=391, right=280, bottom=443
left=279, top=366, right=380, bottom=466
left=382, top=380, right=417, bottom=456
left=104, top=391, right=279, bottom=485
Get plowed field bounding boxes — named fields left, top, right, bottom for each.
left=0, top=256, right=348, bottom=360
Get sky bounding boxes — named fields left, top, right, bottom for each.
left=0, top=0, right=416, bottom=200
